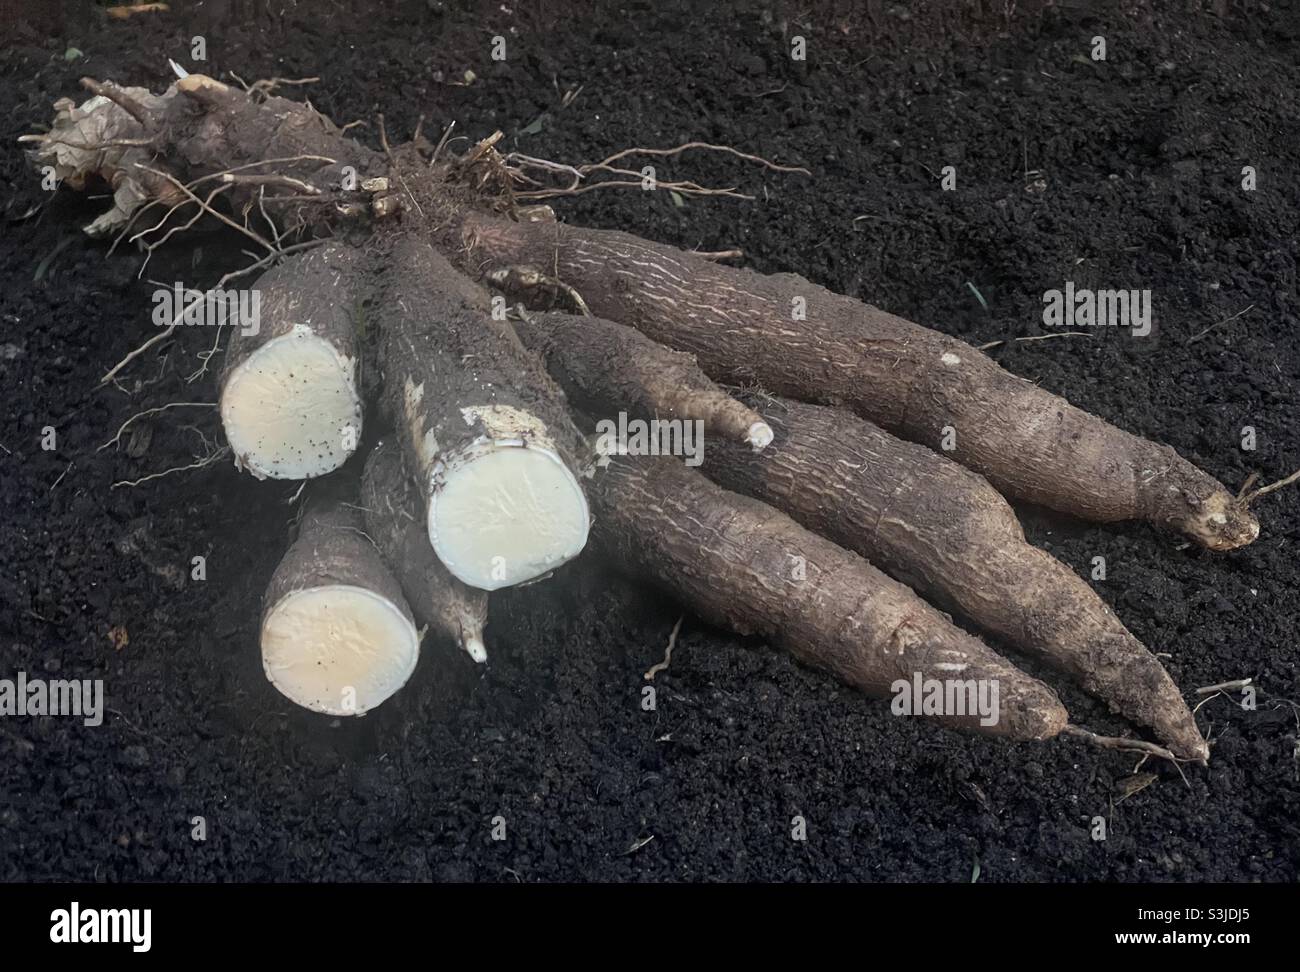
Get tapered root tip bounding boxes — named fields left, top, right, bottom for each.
left=1162, top=720, right=1211, bottom=763
left=745, top=421, right=775, bottom=452
left=1178, top=491, right=1260, bottom=551
left=1065, top=648, right=1210, bottom=763
left=1028, top=696, right=1071, bottom=741
left=463, top=632, right=488, bottom=664
left=997, top=683, right=1070, bottom=742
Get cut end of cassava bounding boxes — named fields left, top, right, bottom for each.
left=745, top=421, right=775, bottom=452
left=429, top=441, right=590, bottom=590
left=221, top=328, right=362, bottom=479
left=1175, top=491, right=1260, bottom=551
left=261, top=584, right=419, bottom=716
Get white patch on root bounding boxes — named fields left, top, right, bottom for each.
left=401, top=377, right=443, bottom=475
left=460, top=403, right=553, bottom=445
left=462, top=631, right=488, bottom=664
left=746, top=421, right=775, bottom=452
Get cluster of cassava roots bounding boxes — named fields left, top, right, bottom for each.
left=27, top=71, right=1275, bottom=764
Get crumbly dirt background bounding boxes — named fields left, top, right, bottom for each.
left=1, top=0, right=1297, bottom=881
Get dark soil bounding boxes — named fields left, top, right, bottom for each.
left=2, top=0, right=1297, bottom=882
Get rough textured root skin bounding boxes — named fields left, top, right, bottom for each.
left=705, top=395, right=1209, bottom=762
left=172, top=74, right=362, bottom=157
left=590, top=454, right=1069, bottom=742
left=29, top=75, right=379, bottom=236
left=33, top=81, right=593, bottom=585
left=373, top=234, right=592, bottom=590
left=219, top=242, right=365, bottom=480
left=510, top=310, right=772, bottom=450
left=261, top=494, right=419, bottom=715
left=461, top=214, right=1258, bottom=551
left=167, top=75, right=381, bottom=224
left=360, top=439, right=490, bottom=663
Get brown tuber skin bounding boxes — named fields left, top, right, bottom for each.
left=463, top=215, right=1259, bottom=552
left=37, top=76, right=1255, bottom=549
left=22, top=74, right=381, bottom=237
left=33, top=74, right=1259, bottom=750
left=705, top=395, right=1209, bottom=762
left=166, top=74, right=381, bottom=232
left=510, top=309, right=772, bottom=451
left=590, top=454, right=1069, bottom=742
left=502, top=311, right=1206, bottom=756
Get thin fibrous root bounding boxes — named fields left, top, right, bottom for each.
left=644, top=615, right=684, bottom=682
left=111, top=446, right=229, bottom=489
left=99, top=402, right=216, bottom=452
left=109, top=156, right=338, bottom=257
left=229, top=73, right=322, bottom=100
left=134, top=163, right=278, bottom=254
left=504, top=140, right=809, bottom=201
left=1240, top=468, right=1300, bottom=504
left=98, top=239, right=328, bottom=387
left=1195, top=678, right=1253, bottom=696
left=1063, top=725, right=1191, bottom=770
